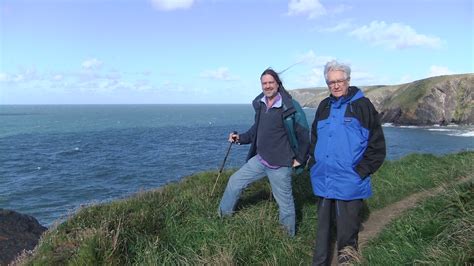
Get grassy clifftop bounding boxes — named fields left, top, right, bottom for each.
left=22, top=152, right=473, bottom=265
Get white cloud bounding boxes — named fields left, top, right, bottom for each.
left=332, top=4, right=352, bottom=14
left=133, top=79, right=154, bottom=91
left=297, top=50, right=333, bottom=67
left=287, top=0, right=326, bottom=19
left=200, top=67, right=239, bottom=81
left=350, top=70, right=378, bottom=85
left=150, top=0, right=194, bottom=11
left=13, top=74, right=25, bottom=82
left=0, top=72, right=9, bottom=82
left=428, top=65, right=455, bottom=77
left=0, top=68, right=40, bottom=83
left=296, top=63, right=383, bottom=87
left=289, top=67, right=325, bottom=88
left=318, top=20, right=353, bottom=33
left=289, top=51, right=334, bottom=87
left=349, top=21, right=442, bottom=49
left=53, top=74, right=63, bottom=81
left=81, top=58, right=103, bottom=70
left=307, top=68, right=325, bottom=85
left=399, top=75, right=414, bottom=84
left=105, top=71, right=121, bottom=80
left=1, top=59, right=159, bottom=97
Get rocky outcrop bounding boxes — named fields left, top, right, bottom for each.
left=290, top=74, right=474, bottom=125
left=0, top=209, right=47, bottom=265
left=379, top=75, right=474, bottom=125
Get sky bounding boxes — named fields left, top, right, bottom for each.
left=0, top=0, right=473, bottom=104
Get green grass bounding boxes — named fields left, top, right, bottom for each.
left=367, top=152, right=472, bottom=210
left=23, top=152, right=473, bottom=265
left=362, top=85, right=391, bottom=94
left=360, top=181, right=474, bottom=264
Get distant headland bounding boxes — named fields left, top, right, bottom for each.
left=290, top=73, right=474, bottom=126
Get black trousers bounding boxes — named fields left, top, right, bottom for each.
left=312, top=197, right=363, bottom=266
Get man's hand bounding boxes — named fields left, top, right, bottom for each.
left=228, top=132, right=239, bottom=143
left=292, top=159, right=301, bottom=168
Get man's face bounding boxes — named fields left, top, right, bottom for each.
left=261, top=74, right=279, bottom=99
left=326, top=70, right=349, bottom=98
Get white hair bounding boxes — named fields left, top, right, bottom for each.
left=324, top=60, right=351, bottom=82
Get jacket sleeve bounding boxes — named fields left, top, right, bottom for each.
left=293, top=101, right=310, bottom=164
left=308, top=106, right=319, bottom=169
left=238, top=110, right=258, bottom=145
left=238, top=124, right=256, bottom=145
left=355, top=99, right=386, bottom=178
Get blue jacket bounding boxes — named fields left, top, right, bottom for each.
left=239, top=88, right=310, bottom=173
left=309, top=87, right=386, bottom=200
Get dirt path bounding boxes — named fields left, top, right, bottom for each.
left=330, top=176, right=472, bottom=265
left=359, top=176, right=471, bottom=249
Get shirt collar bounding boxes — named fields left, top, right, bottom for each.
left=260, top=92, right=282, bottom=108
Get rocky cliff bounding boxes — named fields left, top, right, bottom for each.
left=0, top=209, right=47, bottom=265
left=290, top=74, right=474, bottom=125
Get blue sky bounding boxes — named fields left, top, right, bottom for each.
left=0, top=0, right=472, bottom=104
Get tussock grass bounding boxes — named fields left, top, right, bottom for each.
left=22, top=152, right=473, bottom=265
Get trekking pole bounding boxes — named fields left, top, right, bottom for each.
left=210, top=131, right=237, bottom=196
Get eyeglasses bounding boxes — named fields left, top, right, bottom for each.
left=326, top=78, right=349, bottom=87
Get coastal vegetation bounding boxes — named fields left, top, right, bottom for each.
left=20, top=152, right=473, bottom=265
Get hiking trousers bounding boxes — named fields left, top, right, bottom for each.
left=218, top=155, right=295, bottom=236
left=312, top=197, right=363, bottom=266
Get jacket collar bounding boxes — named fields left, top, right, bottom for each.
left=260, top=92, right=283, bottom=109
left=252, top=88, right=294, bottom=112
left=329, top=86, right=364, bottom=107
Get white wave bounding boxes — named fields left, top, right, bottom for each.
left=399, top=125, right=420, bottom=129
left=427, top=128, right=453, bottom=132
left=382, top=123, right=394, bottom=127
left=447, top=131, right=474, bottom=137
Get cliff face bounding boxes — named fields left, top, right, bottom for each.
left=290, top=74, right=474, bottom=125
left=0, top=209, right=47, bottom=265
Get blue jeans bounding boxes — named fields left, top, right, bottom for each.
left=218, top=155, right=296, bottom=236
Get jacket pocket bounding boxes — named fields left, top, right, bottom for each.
left=342, top=119, right=369, bottom=165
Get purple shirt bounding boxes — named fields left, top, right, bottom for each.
left=260, top=92, right=282, bottom=111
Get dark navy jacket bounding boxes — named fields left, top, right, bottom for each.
left=239, top=89, right=310, bottom=172
left=309, top=87, right=386, bottom=200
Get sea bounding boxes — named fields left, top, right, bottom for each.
left=1, top=104, right=473, bottom=227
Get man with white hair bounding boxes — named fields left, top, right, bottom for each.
left=309, top=60, right=386, bottom=265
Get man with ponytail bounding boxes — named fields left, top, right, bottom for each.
left=218, top=68, right=310, bottom=237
